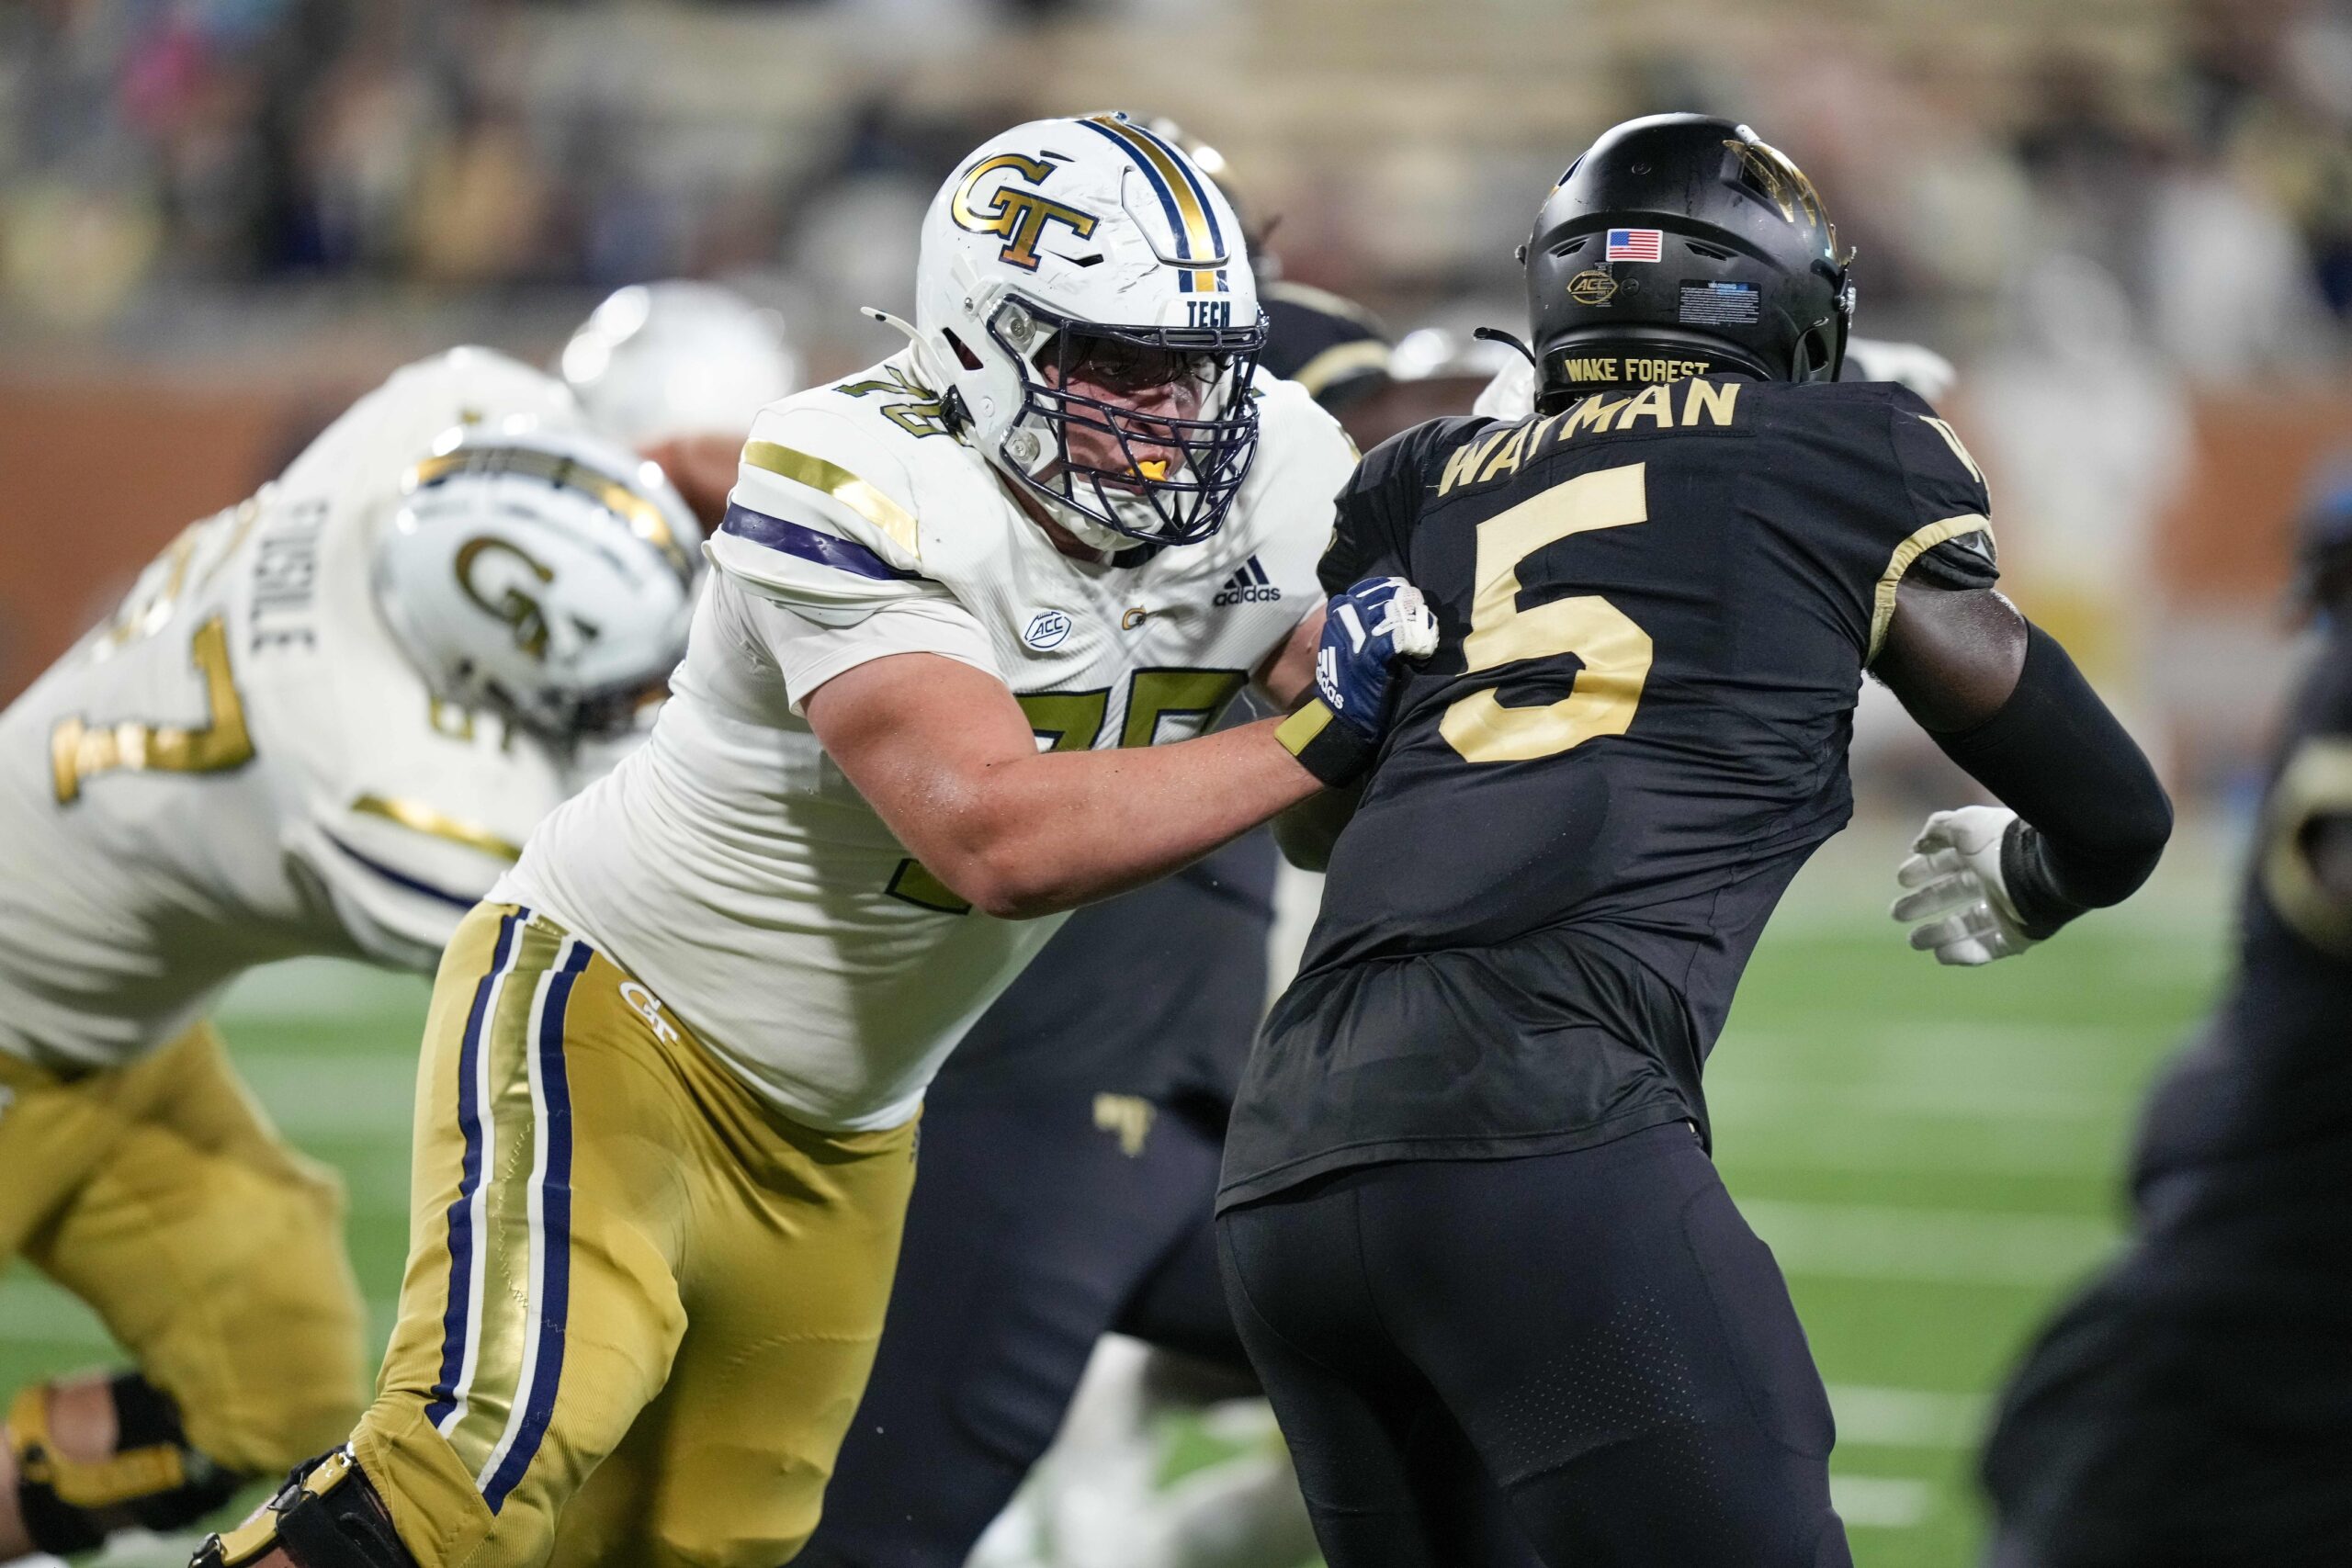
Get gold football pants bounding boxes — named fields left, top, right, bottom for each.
left=352, top=903, right=918, bottom=1568
left=0, top=1021, right=367, bottom=1473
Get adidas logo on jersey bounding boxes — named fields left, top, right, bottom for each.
left=1214, top=556, right=1283, bottom=606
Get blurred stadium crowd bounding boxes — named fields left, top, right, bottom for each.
left=5, top=0, right=2352, bottom=787
left=3, top=0, right=2348, bottom=368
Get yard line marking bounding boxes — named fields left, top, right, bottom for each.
left=233, top=1055, right=421, bottom=1136
left=1743, top=1198, right=2121, bottom=1286
left=1708, top=1079, right=2119, bottom=1122
left=1726, top=1021, right=2150, bottom=1055
left=215, top=956, right=432, bottom=1021
left=1826, top=1383, right=1988, bottom=1448
left=0, top=1277, right=401, bottom=1347
left=0, top=1277, right=116, bottom=1345
left=1830, top=1474, right=1936, bottom=1529
left=1718, top=1121, right=2121, bottom=1177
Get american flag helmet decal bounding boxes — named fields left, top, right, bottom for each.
left=1605, top=228, right=1664, bottom=263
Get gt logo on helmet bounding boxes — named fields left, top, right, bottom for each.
left=949, top=152, right=1099, bottom=273
left=456, top=536, right=562, bottom=660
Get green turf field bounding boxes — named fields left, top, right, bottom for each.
left=0, top=819, right=2235, bottom=1567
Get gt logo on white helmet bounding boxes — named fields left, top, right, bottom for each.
left=949, top=152, right=1100, bottom=272
left=456, top=536, right=567, bottom=660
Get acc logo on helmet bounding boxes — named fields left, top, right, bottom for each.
left=950, top=152, right=1100, bottom=273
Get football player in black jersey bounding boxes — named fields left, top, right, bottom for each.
left=1214, top=114, right=2174, bottom=1568
left=796, top=277, right=1401, bottom=1568
left=1978, top=477, right=2352, bottom=1568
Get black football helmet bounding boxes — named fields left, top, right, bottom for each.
left=1521, top=115, right=1855, bottom=412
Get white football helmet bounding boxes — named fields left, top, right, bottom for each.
left=372, top=424, right=703, bottom=740
left=890, top=112, right=1266, bottom=550
left=560, top=280, right=801, bottom=445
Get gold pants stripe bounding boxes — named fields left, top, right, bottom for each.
left=356, top=904, right=919, bottom=1568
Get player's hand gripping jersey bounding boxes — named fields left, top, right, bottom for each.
left=1222, top=375, right=1998, bottom=1205
left=0, top=351, right=613, bottom=1075
left=502, top=351, right=1354, bottom=1132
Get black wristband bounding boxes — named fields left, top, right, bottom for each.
left=1275, top=698, right=1379, bottom=787
left=1931, top=625, right=2172, bottom=931
left=1999, top=817, right=2090, bottom=940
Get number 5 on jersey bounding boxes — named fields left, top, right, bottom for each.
left=1441, top=461, right=1653, bottom=764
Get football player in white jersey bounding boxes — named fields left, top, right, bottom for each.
left=202, top=113, right=1434, bottom=1568
left=0, top=348, right=702, bottom=1564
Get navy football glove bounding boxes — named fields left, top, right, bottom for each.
left=1277, top=576, right=1439, bottom=786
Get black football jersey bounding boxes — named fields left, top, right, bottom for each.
left=1221, top=375, right=1997, bottom=1207
left=2126, top=625, right=2352, bottom=1272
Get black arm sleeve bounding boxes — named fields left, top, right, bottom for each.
left=1929, top=623, right=2173, bottom=937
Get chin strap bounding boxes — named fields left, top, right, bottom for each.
left=858, top=308, right=951, bottom=388
left=1472, top=325, right=1537, bottom=368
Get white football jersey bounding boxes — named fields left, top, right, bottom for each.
left=0, top=348, right=599, bottom=1073
left=500, top=352, right=1354, bottom=1131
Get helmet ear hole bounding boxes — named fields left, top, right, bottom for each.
left=1795, top=323, right=1838, bottom=382
left=944, top=330, right=985, bottom=373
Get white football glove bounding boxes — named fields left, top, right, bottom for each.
left=1891, top=806, right=2039, bottom=966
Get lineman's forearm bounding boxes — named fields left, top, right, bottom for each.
left=1928, top=625, right=2172, bottom=934
left=946, top=716, right=1321, bottom=918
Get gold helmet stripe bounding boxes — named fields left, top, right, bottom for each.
left=407, top=448, right=694, bottom=587
left=1080, top=115, right=1226, bottom=294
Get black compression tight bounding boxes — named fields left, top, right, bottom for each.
left=1217, top=1125, right=1852, bottom=1568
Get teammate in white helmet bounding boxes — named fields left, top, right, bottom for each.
left=560, top=280, right=802, bottom=526
left=200, top=112, right=1433, bottom=1568
left=0, top=347, right=702, bottom=1564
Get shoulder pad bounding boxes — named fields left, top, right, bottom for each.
left=706, top=400, right=942, bottom=627
left=1407, top=415, right=1509, bottom=495
left=1883, top=391, right=1995, bottom=526
left=1766, top=381, right=1995, bottom=544
left=1250, top=375, right=1360, bottom=464
left=278, top=348, right=581, bottom=500
left=1260, top=281, right=1392, bottom=406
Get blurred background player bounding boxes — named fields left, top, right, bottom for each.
left=560, top=279, right=805, bottom=527
left=1216, top=115, right=2171, bottom=1568
left=796, top=156, right=1396, bottom=1565
left=1977, top=470, right=2352, bottom=1568
left=0, top=349, right=703, bottom=1564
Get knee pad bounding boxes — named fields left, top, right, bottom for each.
left=9, top=1374, right=242, bottom=1554
left=195, top=1447, right=416, bottom=1568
